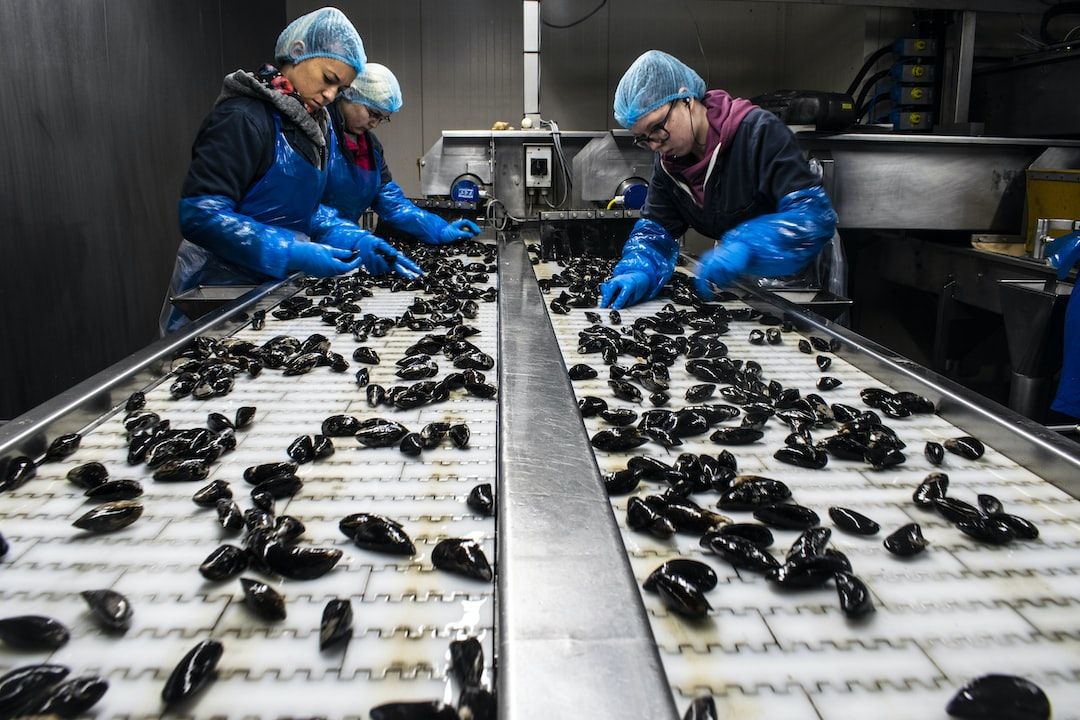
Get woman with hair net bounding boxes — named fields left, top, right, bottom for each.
left=162, top=7, right=420, bottom=333
left=599, top=50, right=837, bottom=310
left=323, top=63, right=481, bottom=245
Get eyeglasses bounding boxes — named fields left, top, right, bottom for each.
left=632, top=101, right=676, bottom=149
left=366, top=106, right=391, bottom=125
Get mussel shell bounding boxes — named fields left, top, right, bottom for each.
left=80, top=589, right=132, bottom=632
left=993, top=513, right=1039, bottom=540
left=431, top=538, right=492, bottom=581
left=646, top=495, right=729, bottom=534
left=685, top=383, right=717, bottom=402
left=652, top=571, right=712, bottom=619
left=715, top=522, right=774, bottom=549
left=914, top=472, right=950, bottom=508
left=709, top=427, right=763, bottom=445
left=0, top=615, right=70, bottom=650
left=933, top=496, right=982, bottom=524
left=0, top=664, right=71, bottom=715
left=448, top=424, right=471, bottom=449
left=161, top=639, right=224, bottom=705
left=977, top=493, right=1004, bottom=516
left=152, top=458, right=209, bottom=483
left=370, top=701, right=459, bottom=720
left=84, top=479, right=143, bottom=502
left=568, top=364, right=598, bottom=380
left=65, top=462, right=106, bottom=490
left=828, top=506, right=880, bottom=535
left=44, top=433, right=82, bottom=462
left=72, top=501, right=143, bottom=534
left=834, top=571, right=875, bottom=618
left=578, top=396, right=607, bottom=417
left=320, top=599, right=353, bottom=650
left=774, top=445, right=828, bottom=469
left=945, top=674, right=1050, bottom=720
left=26, top=675, right=109, bottom=716
left=591, top=427, right=648, bottom=452
left=264, top=542, right=342, bottom=580
left=786, top=527, right=832, bottom=561
left=766, top=555, right=847, bottom=589
left=192, top=479, right=232, bottom=507
left=943, top=436, right=986, bottom=460
left=863, top=444, right=906, bottom=469
left=321, top=414, right=361, bottom=437
left=718, top=478, right=791, bottom=511
left=449, top=636, right=484, bottom=688
left=700, top=533, right=779, bottom=573
left=287, top=435, right=315, bottom=463
left=355, top=419, right=410, bottom=448
left=816, top=376, right=842, bottom=391
left=883, top=523, right=928, bottom=557
left=199, top=544, right=249, bottom=582
left=234, top=406, right=256, bottom=429
left=339, top=513, right=416, bottom=555
left=399, top=433, right=424, bottom=457
left=644, top=559, right=718, bottom=593
left=924, top=441, right=945, bottom=465
left=754, top=503, right=820, bottom=531
left=239, top=578, right=286, bottom=621
left=956, top=516, right=1015, bottom=545
left=243, top=462, right=298, bottom=485
left=601, top=408, right=638, bottom=426
left=467, top=483, right=494, bottom=516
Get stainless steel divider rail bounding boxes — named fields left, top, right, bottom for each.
left=496, top=238, right=678, bottom=719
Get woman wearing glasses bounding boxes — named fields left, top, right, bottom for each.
left=324, top=63, right=481, bottom=246
left=599, top=50, right=837, bottom=309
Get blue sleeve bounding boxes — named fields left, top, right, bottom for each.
left=307, top=203, right=377, bottom=249
left=178, top=195, right=295, bottom=278
left=372, top=180, right=448, bottom=244
left=613, top=218, right=680, bottom=299
left=730, top=184, right=838, bottom=278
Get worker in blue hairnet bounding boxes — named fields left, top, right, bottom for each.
left=323, top=63, right=481, bottom=244
left=1047, top=231, right=1080, bottom=418
left=162, top=7, right=421, bottom=334
left=599, top=50, right=837, bottom=309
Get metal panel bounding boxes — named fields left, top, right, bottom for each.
left=972, top=51, right=1080, bottom=139
left=497, top=238, right=678, bottom=720
left=573, top=134, right=655, bottom=203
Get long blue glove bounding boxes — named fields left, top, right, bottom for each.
left=599, top=272, right=652, bottom=310
left=437, top=219, right=482, bottom=245
left=310, top=204, right=423, bottom=278
left=178, top=195, right=296, bottom=278
left=287, top=242, right=363, bottom=277
left=694, top=185, right=837, bottom=300
left=604, top=218, right=679, bottom=309
left=1047, top=231, right=1080, bottom=279
left=373, top=181, right=454, bottom=244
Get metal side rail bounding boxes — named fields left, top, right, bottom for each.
left=738, top=281, right=1080, bottom=498
left=496, top=239, right=678, bottom=720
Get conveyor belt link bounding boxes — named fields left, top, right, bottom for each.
left=0, top=251, right=498, bottom=716
left=536, top=262, right=1080, bottom=720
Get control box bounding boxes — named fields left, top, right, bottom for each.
left=525, top=144, right=553, bottom=189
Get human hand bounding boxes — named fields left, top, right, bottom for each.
left=598, top=271, right=651, bottom=310
left=693, top=242, right=752, bottom=300
left=436, top=218, right=482, bottom=244
left=287, top=242, right=363, bottom=277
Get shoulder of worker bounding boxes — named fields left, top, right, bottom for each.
left=734, top=107, right=800, bottom=149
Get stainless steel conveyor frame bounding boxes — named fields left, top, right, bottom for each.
left=3, top=233, right=1080, bottom=718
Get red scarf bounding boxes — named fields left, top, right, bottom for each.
left=344, top=132, right=372, bottom=171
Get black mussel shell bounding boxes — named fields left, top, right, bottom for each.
left=72, top=502, right=143, bottom=534
left=754, top=503, right=820, bottom=530
left=80, top=589, right=132, bottom=632
left=700, top=533, right=779, bottom=573
left=786, top=527, right=832, bottom=561
left=312, top=434, right=334, bottom=459
left=0, top=664, right=71, bottom=715
left=43, top=433, right=81, bottom=463
left=816, top=355, right=832, bottom=370
left=26, top=675, right=109, bottom=716
left=355, top=418, right=410, bottom=448
left=352, top=347, right=380, bottom=364
left=652, top=571, right=712, bottom=619
left=239, top=578, right=286, bottom=621
left=584, top=311, right=601, bottom=323
left=933, top=496, right=982, bottom=524
left=85, top=479, right=142, bottom=502
left=978, top=493, right=1004, bottom=515
left=863, top=443, right=906, bottom=469
left=207, top=412, right=233, bottom=432
left=431, top=539, right=492, bottom=581
left=817, top=376, right=842, bottom=391
left=193, top=479, right=232, bottom=507
left=685, top=383, right=716, bottom=402
left=272, top=515, right=305, bottom=543
left=748, top=329, right=765, bottom=345
left=464, top=380, right=498, bottom=399
left=264, top=542, right=342, bottom=580
left=0, top=531, right=7, bottom=560
left=683, top=696, right=719, bottom=720
left=568, top=363, right=598, bottom=380
left=609, top=310, right=622, bottom=324
left=650, top=390, right=670, bottom=406
left=718, top=478, right=791, bottom=511
left=215, top=500, right=244, bottom=532
left=244, top=508, right=273, bottom=533
left=765, top=328, right=782, bottom=344
left=399, top=433, right=424, bottom=456
left=834, top=571, right=875, bottom=618
left=448, top=423, right=471, bottom=449
left=449, top=636, right=484, bottom=687
left=251, top=488, right=275, bottom=514
left=644, top=559, right=718, bottom=593
left=925, top=441, right=945, bottom=466
left=234, top=406, right=256, bottom=429
left=340, top=513, right=416, bottom=555
left=766, top=554, right=847, bottom=589
left=945, top=674, right=1050, bottom=720
left=0, top=615, right=70, bottom=650
left=152, top=459, right=209, bottom=483
left=715, top=522, right=774, bottom=549
left=420, top=422, right=450, bottom=449
left=321, top=414, right=361, bottom=437
left=944, top=436, right=986, bottom=460
left=320, top=598, right=353, bottom=650
left=774, top=445, right=828, bottom=469
left=710, top=427, right=763, bottom=445
left=599, top=408, right=636, bottom=427
left=355, top=368, right=370, bottom=388
left=604, top=469, right=640, bottom=495
left=994, top=513, right=1039, bottom=540
left=895, top=391, right=935, bottom=414
left=65, top=462, right=105, bottom=490
left=817, top=435, right=869, bottom=461
left=125, top=391, right=146, bottom=413
left=591, top=427, right=648, bottom=452
left=883, top=523, right=928, bottom=557
left=199, top=544, right=248, bottom=582
left=608, top=379, right=642, bottom=403
left=287, top=435, right=315, bottom=463
left=161, top=639, right=224, bottom=705
left=914, top=472, right=949, bottom=508
left=252, top=473, right=302, bottom=501
left=1, top=455, right=37, bottom=492
left=243, top=462, right=298, bottom=485
left=956, top=516, right=1015, bottom=545
left=797, top=339, right=813, bottom=354
left=829, top=507, right=880, bottom=535
left=370, top=701, right=459, bottom=720
left=626, top=497, right=676, bottom=538
left=467, top=483, right=494, bottom=516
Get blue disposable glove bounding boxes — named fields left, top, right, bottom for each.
left=360, top=237, right=424, bottom=279
left=599, top=271, right=652, bottom=310
left=1047, top=231, right=1080, bottom=280
left=436, top=219, right=482, bottom=245
left=287, top=242, right=364, bottom=277
left=694, top=241, right=752, bottom=300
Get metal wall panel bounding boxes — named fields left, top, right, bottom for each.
left=0, top=0, right=284, bottom=420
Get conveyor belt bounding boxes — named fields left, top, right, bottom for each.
left=0, top=247, right=497, bottom=715
left=535, top=260, right=1080, bottom=719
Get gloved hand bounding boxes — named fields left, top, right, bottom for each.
left=358, top=236, right=424, bottom=279
left=599, top=271, right=652, bottom=310
left=435, top=219, right=483, bottom=245
left=1047, top=230, right=1080, bottom=280
left=287, top=242, right=363, bottom=277
left=694, top=241, right=753, bottom=300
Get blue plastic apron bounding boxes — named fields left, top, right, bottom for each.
left=321, top=121, right=380, bottom=222
left=1052, top=287, right=1080, bottom=418
left=161, top=112, right=327, bottom=334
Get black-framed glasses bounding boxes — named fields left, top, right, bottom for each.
left=632, top=101, right=675, bottom=149
left=366, top=106, right=391, bottom=125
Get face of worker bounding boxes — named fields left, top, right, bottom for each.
left=281, top=58, right=356, bottom=113
left=630, top=98, right=694, bottom=158
left=340, top=101, right=379, bottom=135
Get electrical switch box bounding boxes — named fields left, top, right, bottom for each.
left=525, top=145, right=553, bottom=188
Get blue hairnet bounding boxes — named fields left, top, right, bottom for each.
left=275, top=7, right=366, bottom=76
left=613, top=50, right=706, bottom=129
left=341, top=63, right=403, bottom=114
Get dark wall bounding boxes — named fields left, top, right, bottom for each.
left=0, top=0, right=285, bottom=420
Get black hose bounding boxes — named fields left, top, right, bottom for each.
left=853, top=69, right=892, bottom=115
left=846, top=44, right=894, bottom=97
left=542, top=0, right=607, bottom=29
left=1040, top=1, right=1080, bottom=44
left=858, top=92, right=892, bottom=121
